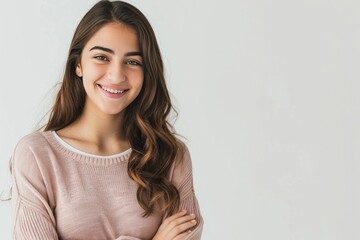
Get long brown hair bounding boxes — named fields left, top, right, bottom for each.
left=44, top=0, right=184, bottom=217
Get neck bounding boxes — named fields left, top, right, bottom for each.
left=55, top=99, right=132, bottom=155
left=71, top=101, right=127, bottom=146
left=83, top=113, right=124, bottom=140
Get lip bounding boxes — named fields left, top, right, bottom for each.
left=97, top=84, right=129, bottom=99
left=97, top=84, right=128, bottom=91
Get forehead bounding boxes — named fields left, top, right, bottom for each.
left=84, top=22, right=139, bottom=52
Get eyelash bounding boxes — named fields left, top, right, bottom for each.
left=95, top=55, right=109, bottom=61
left=125, top=59, right=142, bottom=66
left=94, top=56, right=141, bottom=66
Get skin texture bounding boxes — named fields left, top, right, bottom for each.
left=57, top=22, right=143, bottom=156
left=57, top=22, right=196, bottom=239
left=153, top=210, right=198, bottom=240
left=77, top=22, right=144, bottom=116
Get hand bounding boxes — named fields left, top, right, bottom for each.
left=152, top=210, right=197, bottom=240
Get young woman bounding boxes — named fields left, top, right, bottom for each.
left=10, top=1, right=203, bottom=239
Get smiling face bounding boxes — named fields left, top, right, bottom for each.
left=76, top=22, right=144, bottom=117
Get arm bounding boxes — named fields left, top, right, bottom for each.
left=170, top=145, right=203, bottom=240
left=11, top=139, right=58, bottom=240
left=152, top=144, right=204, bottom=240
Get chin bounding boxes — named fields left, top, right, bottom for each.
left=98, top=105, right=126, bottom=116
left=104, top=109, right=126, bottom=116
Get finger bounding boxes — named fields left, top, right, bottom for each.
left=165, top=210, right=187, bottom=222
left=173, top=230, right=192, bottom=240
left=158, top=213, right=196, bottom=239
left=168, top=213, right=196, bottom=229
left=157, top=210, right=189, bottom=234
left=162, top=210, right=188, bottom=226
left=166, top=219, right=197, bottom=239
left=161, top=213, right=196, bottom=234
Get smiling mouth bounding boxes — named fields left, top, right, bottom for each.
left=97, top=84, right=129, bottom=94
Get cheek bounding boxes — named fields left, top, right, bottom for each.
left=129, top=70, right=144, bottom=89
left=83, top=63, right=106, bottom=81
left=136, top=75, right=144, bottom=93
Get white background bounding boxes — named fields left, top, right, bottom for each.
left=1, top=0, right=359, bottom=239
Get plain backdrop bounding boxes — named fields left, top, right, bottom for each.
left=1, top=0, right=360, bottom=239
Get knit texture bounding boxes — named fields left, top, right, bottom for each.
left=11, top=131, right=203, bottom=240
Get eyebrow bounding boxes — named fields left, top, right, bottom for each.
left=89, top=46, right=142, bottom=57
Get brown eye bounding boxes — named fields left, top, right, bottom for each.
left=125, top=59, right=142, bottom=66
left=95, top=56, right=109, bottom=61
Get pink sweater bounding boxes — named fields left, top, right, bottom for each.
left=11, top=131, right=203, bottom=240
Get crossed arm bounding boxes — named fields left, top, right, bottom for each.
left=11, top=141, right=203, bottom=240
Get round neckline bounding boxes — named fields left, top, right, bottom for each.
left=42, top=131, right=132, bottom=165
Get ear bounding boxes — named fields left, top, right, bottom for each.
left=76, top=63, right=83, bottom=77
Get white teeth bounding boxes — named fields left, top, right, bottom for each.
left=100, top=85, right=126, bottom=94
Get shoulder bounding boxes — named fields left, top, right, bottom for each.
left=176, top=142, right=192, bottom=169
left=15, top=131, right=49, bottom=147
left=14, top=131, right=51, bottom=151
left=11, top=132, right=57, bottom=207
left=12, top=131, right=53, bottom=166
left=168, top=141, right=194, bottom=184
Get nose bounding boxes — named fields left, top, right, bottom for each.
left=107, top=62, right=126, bottom=83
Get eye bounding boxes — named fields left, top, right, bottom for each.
left=94, top=55, right=109, bottom=61
left=125, top=59, right=142, bottom=66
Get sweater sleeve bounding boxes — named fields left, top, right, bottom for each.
left=11, top=138, right=58, bottom=240
left=170, top=145, right=204, bottom=240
